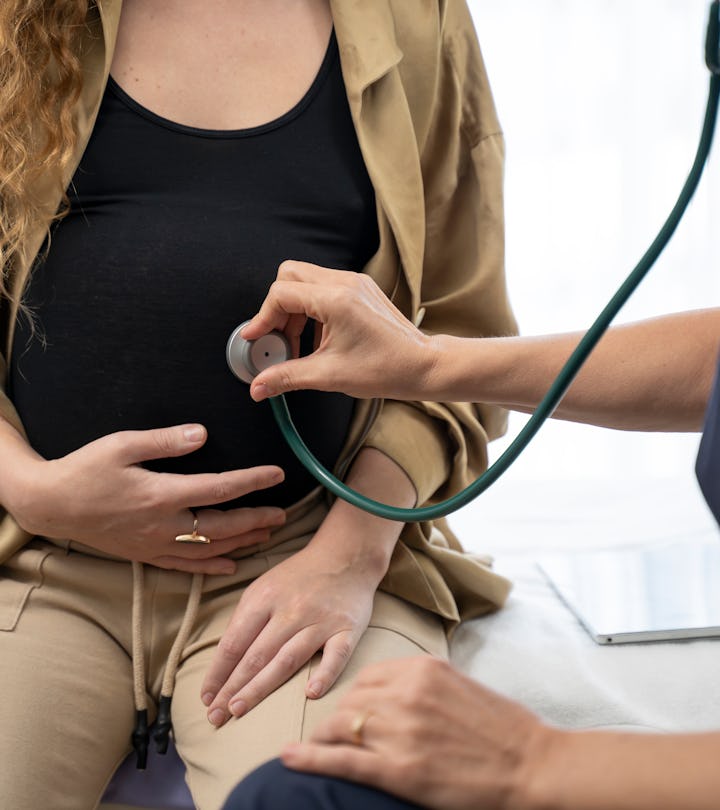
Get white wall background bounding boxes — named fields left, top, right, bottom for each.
left=449, top=1, right=720, bottom=554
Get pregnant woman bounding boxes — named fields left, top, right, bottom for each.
left=0, top=1, right=517, bottom=808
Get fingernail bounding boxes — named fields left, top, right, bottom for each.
left=307, top=680, right=323, bottom=699
left=269, top=510, right=286, bottom=526
left=218, top=562, right=236, bottom=575
left=184, top=425, right=205, bottom=442
left=202, top=693, right=214, bottom=707
left=253, top=383, right=269, bottom=401
left=281, top=743, right=300, bottom=759
left=229, top=699, right=247, bottom=717
left=270, top=469, right=284, bottom=484
left=208, top=709, right=227, bottom=727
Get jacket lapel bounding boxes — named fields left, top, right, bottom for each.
left=330, top=0, right=426, bottom=310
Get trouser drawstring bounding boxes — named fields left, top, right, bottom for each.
left=130, top=562, right=204, bottom=770
left=131, top=561, right=149, bottom=769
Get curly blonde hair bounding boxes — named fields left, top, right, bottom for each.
left=0, top=0, right=89, bottom=305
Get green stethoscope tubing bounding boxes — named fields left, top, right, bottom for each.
left=269, top=17, right=720, bottom=522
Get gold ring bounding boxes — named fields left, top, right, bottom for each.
left=175, top=513, right=211, bottom=544
left=350, top=711, right=370, bottom=746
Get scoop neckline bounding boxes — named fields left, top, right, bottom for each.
left=107, top=30, right=337, bottom=140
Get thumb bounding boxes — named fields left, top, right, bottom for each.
left=112, top=423, right=208, bottom=464
left=250, top=357, right=327, bottom=401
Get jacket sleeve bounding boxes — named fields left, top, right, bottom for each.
left=0, top=350, right=34, bottom=560
left=363, top=0, right=518, bottom=507
left=0, top=358, right=24, bottom=436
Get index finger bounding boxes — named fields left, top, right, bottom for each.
left=200, top=604, right=270, bottom=713
left=282, top=741, right=386, bottom=789
left=242, top=262, right=357, bottom=340
left=163, top=465, right=284, bottom=508
left=241, top=280, right=321, bottom=341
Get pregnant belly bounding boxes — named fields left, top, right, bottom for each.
left=10, top=302, right=355, bottom=510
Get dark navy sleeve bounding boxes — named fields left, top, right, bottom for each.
left=695, top=352, right=720, bottom=525
left=222, top=759, right=423, bottom=810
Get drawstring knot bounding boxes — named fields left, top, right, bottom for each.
left=153, top=694, right=173, bottom=755
left=130, top=562, right=204, bottom=770
left=131, top=708, right=149, bottom=770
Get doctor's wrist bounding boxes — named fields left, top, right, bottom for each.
left=509, top=724, right=570, bottom=810
left=424, top=334, right=485, bottom=402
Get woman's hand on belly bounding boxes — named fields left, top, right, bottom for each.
left=2, top=420, right=286, bottom=574
left=200, top=448, right=415, bottom=724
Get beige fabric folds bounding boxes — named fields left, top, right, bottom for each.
left=0, top=538, right=446, bottom=810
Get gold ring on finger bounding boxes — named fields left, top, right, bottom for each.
left=350, top=710, right=371, bottom=746
left=175, top=512, right=211, bottom=544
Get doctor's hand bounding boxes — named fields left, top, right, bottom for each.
left=241, top=261, right=435, bottom=402
left=280, top=656, right=550, bottom=810
left=1, top=420, right=286, bottom=574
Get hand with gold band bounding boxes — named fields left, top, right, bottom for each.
left=0, top=417, right=286, bottom=575
left=280, top=656, right=545, bottom=810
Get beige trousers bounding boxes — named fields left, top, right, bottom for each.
left=0, top=536, right=446, bottom=810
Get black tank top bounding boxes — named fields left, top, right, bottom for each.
left=10, top=33, right=379, bottom=509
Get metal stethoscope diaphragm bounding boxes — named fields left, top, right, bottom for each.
left=226, top=321, right=292, bottom=384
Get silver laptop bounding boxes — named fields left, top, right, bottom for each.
left=537, top=540, right=720, bottom=644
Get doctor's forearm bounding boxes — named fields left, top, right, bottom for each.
left=428, top=309, right=720, bottom=432
left=525, top=727, right=720, bottom=810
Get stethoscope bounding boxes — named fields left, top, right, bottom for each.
left=227, top=2, right=720, bottom=522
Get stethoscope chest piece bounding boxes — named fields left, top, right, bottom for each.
left=226, top=320, right=292, bottom=383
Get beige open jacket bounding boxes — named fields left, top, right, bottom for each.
left=0, top=0, right=518, bottom=627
